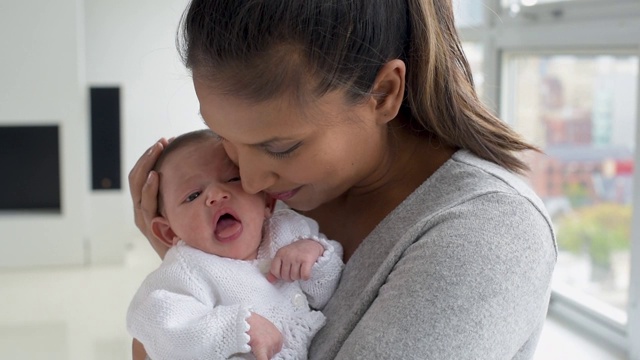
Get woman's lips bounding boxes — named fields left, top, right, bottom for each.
left=269, top=187, right=301, bottom=201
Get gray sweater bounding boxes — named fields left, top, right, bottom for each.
left=308, top=150, right=557, bottom=360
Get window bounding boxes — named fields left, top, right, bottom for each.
left=503, top=0, right=608, bottom=6
left=461, top=42, right=485, bottom=100
left=455, top=0, right=640, bottom=356
left=453, top=0, right=485, bottom=28
left=504, top=50, right=638, bottom=345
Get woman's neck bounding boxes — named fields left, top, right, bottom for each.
left=305, top=127, right=456, bottom=261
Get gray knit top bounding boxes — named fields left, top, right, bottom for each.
left=308, top=150, right=557, bottom=360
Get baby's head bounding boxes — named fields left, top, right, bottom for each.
left=151, top=129, right=274, bottom=260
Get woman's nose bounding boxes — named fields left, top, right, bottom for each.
left=239, top=161, right=276, bottom=195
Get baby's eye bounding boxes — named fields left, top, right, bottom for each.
left=228, top=176, right=241, bottom=183
left=185, top=191, right=201, bottom=202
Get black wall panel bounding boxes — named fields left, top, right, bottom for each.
left=0, top=125, right=61, bottom=211
left=90, top=87, right=121, bottom=190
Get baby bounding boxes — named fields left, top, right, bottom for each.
left=126, top=129, right=344, bottom=360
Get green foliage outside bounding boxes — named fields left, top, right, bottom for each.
left=564, top=182, right=591, bottom=208
left=556, top=203, right=631, bottom=267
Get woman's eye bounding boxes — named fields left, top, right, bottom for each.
left=266, top=142, right=302, bottom=159
left=185, top=192, right=201, bottom=202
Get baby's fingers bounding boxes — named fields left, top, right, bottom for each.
left=280, top=262, right=294, bottom=282
left=266, top=273, right=278, bottom=284
left=288, top=263, right=302, bottom=281
left=269, top=258, right=282, bottom=281
left=300, top=261, right=314, bottom=281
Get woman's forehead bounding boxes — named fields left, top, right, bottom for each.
left=196, top=82, right=351, bottom=142
left=199, top=97, right=309, bottom=139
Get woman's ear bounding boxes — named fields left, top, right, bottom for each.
left=151, top=216, right=178, bottom=248
left=371, top=59, right=406, bottom=125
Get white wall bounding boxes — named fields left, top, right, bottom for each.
left=0, top=0, right=87, bottom=268
left=0, top=0, right=203, bottom=268
left=84, top=0, right=203, bottom=264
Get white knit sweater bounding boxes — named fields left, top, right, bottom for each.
left=127, top=209, right=344, bottom=360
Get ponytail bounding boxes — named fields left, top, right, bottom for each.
left=404, top=0, right=538, bottom=173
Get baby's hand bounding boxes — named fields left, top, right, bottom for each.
left=247, top=312, right=283, bottom=360
left=267, top=239, right=324, bottom=283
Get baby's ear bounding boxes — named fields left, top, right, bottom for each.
left=151, top=216, right=178, bottom=248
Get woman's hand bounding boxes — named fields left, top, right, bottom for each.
left=128, top=138, right=171, bottom=259
left=247, top=312, right=283, bottom=360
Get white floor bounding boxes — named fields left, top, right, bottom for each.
left=0, top=235, right=629, bottom=360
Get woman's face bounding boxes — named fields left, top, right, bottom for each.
left=194, top=78, right=391, bottom=211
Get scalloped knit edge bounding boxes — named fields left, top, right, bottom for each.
left=237, top=307, right=252, bottom=353
left=294, top=235, right=334, bottom=268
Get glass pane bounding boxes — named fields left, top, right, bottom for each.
left=462, top=42, right=484, bottom=100
left=502, top=53, right=639, bottom=320
left=501, top=0, right=610, bottom=15
left=453, top=0, right=485, bottom=28
left=502, top=0, right=606, bottom=6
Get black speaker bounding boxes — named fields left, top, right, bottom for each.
left=90, top=87, right=121, bottom=190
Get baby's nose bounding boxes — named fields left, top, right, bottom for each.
left=206, top=190, right=230, bottom=205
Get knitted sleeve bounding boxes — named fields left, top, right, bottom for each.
left=126, top=248, right=252, bottom=360
left=300, top=234, right=344, bottom=310
left=268, top=209, right=344, bottom=310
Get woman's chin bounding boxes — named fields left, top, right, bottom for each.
left=281, top=198, right=317, bottom=212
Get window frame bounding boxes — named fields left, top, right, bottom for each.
left=457, top=0, right=640, bottom=357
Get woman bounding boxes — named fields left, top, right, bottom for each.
left=129, top=0, right=557, bottom=359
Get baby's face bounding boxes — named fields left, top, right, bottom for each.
left=159, top=140, right=270, bottom=260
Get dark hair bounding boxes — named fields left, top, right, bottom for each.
left=178, top=0, right=537, bottom=173
left=154, top=129, right=218, bottom=213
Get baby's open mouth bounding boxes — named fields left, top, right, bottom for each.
left=214, top=213, right=242, bottom=240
